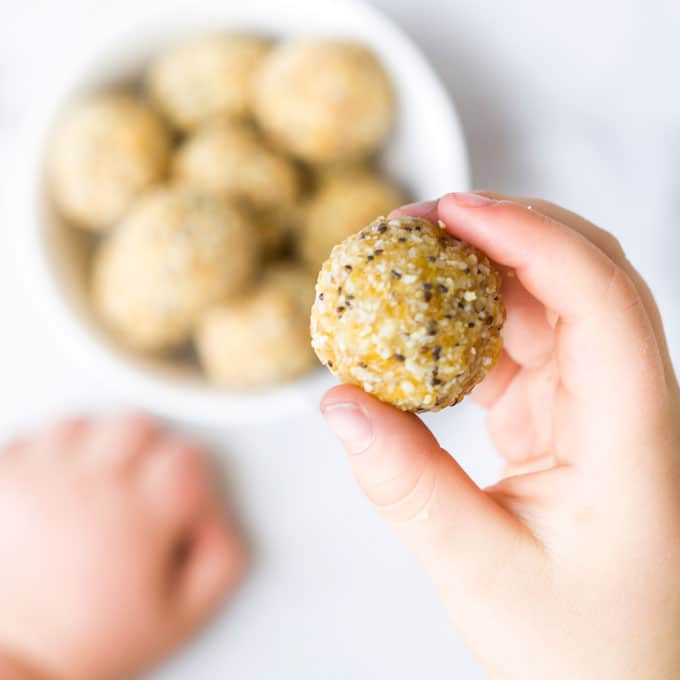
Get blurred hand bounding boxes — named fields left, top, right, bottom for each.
left=0, top=415, right=245, bottom=680
left=322, top=192, right=680, bottom=680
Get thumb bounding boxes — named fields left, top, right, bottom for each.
left=321, top=385, right=528, bottom=598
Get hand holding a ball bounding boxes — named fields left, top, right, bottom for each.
left=320, top=192, right=680, bottom=680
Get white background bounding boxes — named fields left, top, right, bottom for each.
left=1, top=1, right=679, bottom=678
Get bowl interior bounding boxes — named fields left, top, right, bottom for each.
left=31, top=0, right=469, bottom=424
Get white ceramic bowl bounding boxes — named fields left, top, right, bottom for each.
left=10, top=0, right=469, bottom=426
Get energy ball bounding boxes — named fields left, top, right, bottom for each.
left=253, top=40, right=394, bottom=163
left=299, top=171, right=405, bottom=269
left=311, top=216, right=505, bottom=412
left=147, top=34, right=270, bottom=129
left=48, top=93, right=170, bottom=230
left=93, top=187, right=256, bottom=353
left=195, top=264, right=316, bottom=388
left=173, top=120, right=299, bottom=210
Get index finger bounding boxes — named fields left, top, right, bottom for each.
left=476, top=192, right=677, bottom=388
left=394, top=193, right=668, bottom=405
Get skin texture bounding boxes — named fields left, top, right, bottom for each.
left=0, top=415, right=245, bottom=680
left=322, top=192, right=680, bottom=680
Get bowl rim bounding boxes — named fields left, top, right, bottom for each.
left=8, top=0, right=470, bottom=427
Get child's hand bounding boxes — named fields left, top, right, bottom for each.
left=0, top=415, right=245, bottom=680
left=321, top=192, right=680, bottom=680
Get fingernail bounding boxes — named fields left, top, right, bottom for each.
left=321, top=402, right=373, bottom=455
left=447, top=192, right=494, bottom=207
left=397, top=199, right=438, bottom=216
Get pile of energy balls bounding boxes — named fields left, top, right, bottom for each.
left=47, top=34, right=405, bottom=389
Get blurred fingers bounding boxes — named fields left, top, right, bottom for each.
left=140, top=436, right=215, bottom=536
left=174, top=519, right=245, bottom=634
left=79, top=413, right=160, bottom=471
left=34, top=416, right=90, bottom=454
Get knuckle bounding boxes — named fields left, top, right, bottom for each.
left=595, top=228, right=626, bottom=260
left=175, top=446, right=207, bottom=475
left=161, top=443, right=209, bottom=487
left=366, top=451, right=438, bottom=523
left=50, top=417, right=89, bottom=440
left=118, top=412, right=150, bottom=427
left=603, top=264, right=640, bottom=313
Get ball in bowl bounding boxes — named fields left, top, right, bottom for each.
left=47, top=93, right=171, bottom=230
left=253, top=39, right=395, bottom=163
left=299, top=169, right=405, bottom=270
left=173, top=119, right=300, bottom=211
left=93, top=187, right=257, bottom=353
left=147, top=34, right=270, bottom=129
left=310, top=216, right=505, bottom=412
left=195, top=263, right=316, bottom=388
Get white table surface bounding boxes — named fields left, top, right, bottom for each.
left=1, top=1, right=679, bottom=678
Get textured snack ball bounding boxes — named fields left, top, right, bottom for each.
left=311, top=217, right=505, bottom=412
left=299, top=170, right=405, bottom=269
left=147, top=35, right=270, bottom=129
left=173, top=120, right=299, bottom=210
left=48, top=93, right=170, bottom=230
left=253, top=40, right=394, bottom=163
left=196, top=264, right=316, bottom=388
left=93, top=187, right=256, bottom=353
